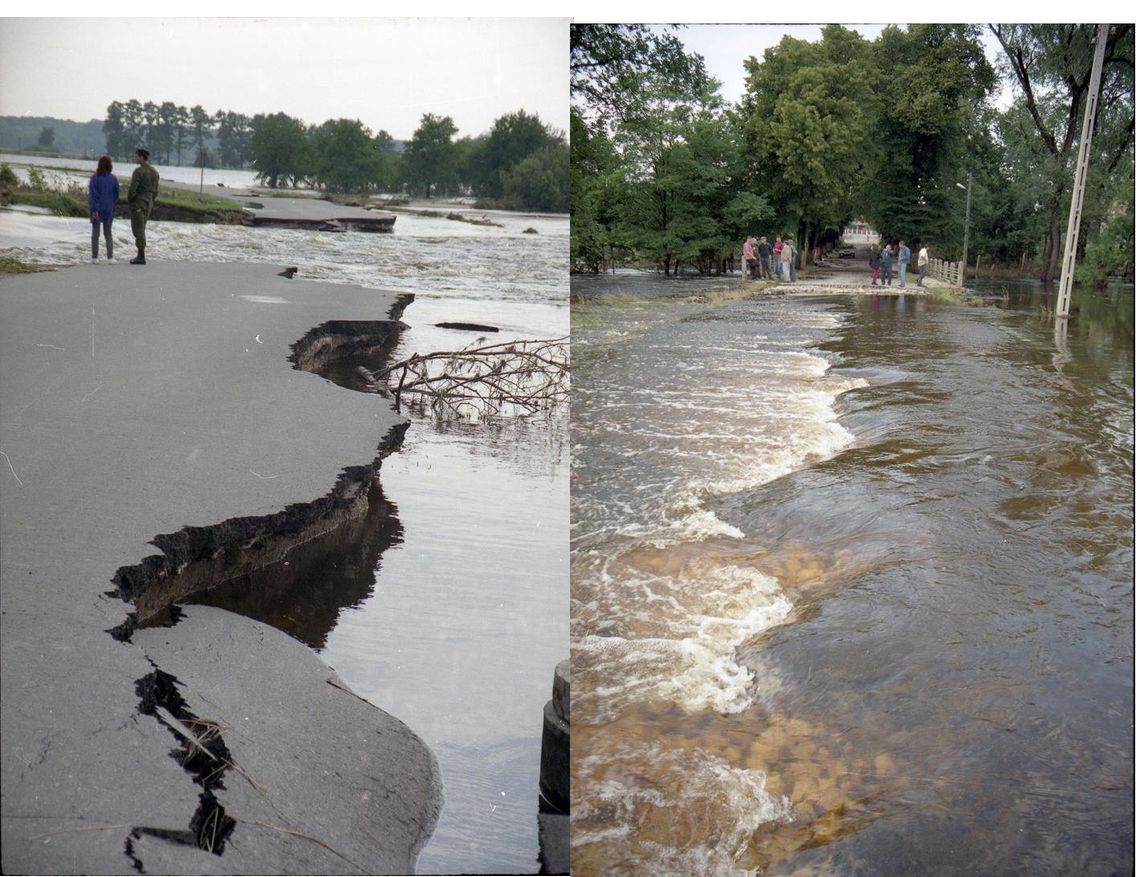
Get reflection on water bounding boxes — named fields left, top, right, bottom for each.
left=571, top=274, right=1133, bottom=875
left=193, top=481, right=401, bottom=650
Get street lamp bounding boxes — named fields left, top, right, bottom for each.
left=956, top=173, right=972, bottom=285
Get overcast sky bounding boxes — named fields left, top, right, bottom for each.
left=0, top=17, right=569, bottom=141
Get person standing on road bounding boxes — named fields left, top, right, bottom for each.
left=897, top=239, right=911, bottom=288
left=756, top=235, right=772, bottom=279
left=87, top=155, right=119, bottom=263
left=127, top=147, right=160, bottom=265
left=781, top=236, right=795, bottom=282
left=773, top=235, right=784, bottom=280
left=744, top=235, right=759, bottom=279
left=917, top=243, right=929, bottom=287
left=879, top=243, right=894, bottom=287
left=869, top=242, right=881, bottom=285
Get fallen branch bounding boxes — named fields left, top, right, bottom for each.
left=364, top=337, right=568, bottom=419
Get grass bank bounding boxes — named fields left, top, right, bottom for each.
left=0, top=255, right=55, bottom=274
left=1, top=166, right=247, bottom=225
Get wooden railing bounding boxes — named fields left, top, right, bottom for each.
left=927, top=257, right=965, bottom=287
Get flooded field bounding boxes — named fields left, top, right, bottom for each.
left=570, top=274, right=1133, bottom=875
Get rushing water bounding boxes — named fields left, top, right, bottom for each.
left=1, top=200, right=569, bottom=874
left=570, top=273, right=1133, bottom=875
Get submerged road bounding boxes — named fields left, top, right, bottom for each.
left=0, top=263, right=440, bottom=874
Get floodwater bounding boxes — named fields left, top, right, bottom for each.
left=570, top=273, right=1133, bottom=875
left=0, top=199, right=569, bottom=874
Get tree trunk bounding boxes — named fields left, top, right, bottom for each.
left=1042, top=218, right=1061, bottom=283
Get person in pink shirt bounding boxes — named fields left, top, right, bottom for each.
left=743, top=235, right=758, bottom=279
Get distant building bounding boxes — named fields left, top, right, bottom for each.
left=842, top=220, right=879, bottom=246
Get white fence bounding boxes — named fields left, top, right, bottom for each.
left=927, top=258, right=965, bottom=286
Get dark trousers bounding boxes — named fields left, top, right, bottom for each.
left=91, top=221, right=113, bottom=259
left=758, top=256, right=771, bottom=279
left=131, top=202, right=153, bottom=253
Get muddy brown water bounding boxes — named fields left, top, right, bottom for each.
left=570, top=275, right=1132, bottom=875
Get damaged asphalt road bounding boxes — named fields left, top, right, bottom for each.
left=0, top=262, right=441, bottom=874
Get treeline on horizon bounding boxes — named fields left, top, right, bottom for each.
left=97, top=100, right=568, bottom=212
left=16, top=99, right=566, bottom=213
left=571, top=24, right=1134, bottom=286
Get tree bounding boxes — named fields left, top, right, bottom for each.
left=310, top=118, right=379, bottom=194
left=152, top=101, right=180, bottom=164
left=189, top=105, right=213, bottom=161
left=501, top=141, right=570, bottom=213
left=572, top=23, right=756, bottom=274
left=373, top=129, right=402, bottom=193
left=103, top=102, right=129, bottom=159
left=404, top=113, right=459, bottom=198
left=859, top=25, right=994, bottom=256
left=36, top=126, right=55, bottom=149
left=250, top=112, right=311, bottom=188
left=471, top=110, right=562, bottom=199
left=572, top=24, right=711, bottom=129
left=571, top=107, right=631, bottom=272
left=123, top=99, right=144, bottom=152
left=142, top=101, right=160, bottom=154
left=741, top=25, right=879, bottom=264
left=171, top=105, right=191, bottom=166
left=215, top=110, right=252, bottom=167
left=989, top=24, right=1134, bottom=281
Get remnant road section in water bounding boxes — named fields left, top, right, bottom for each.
left=0, top=263, right=440, bottom=875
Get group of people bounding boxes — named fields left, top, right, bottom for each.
left=86, top=147, right=160, bottom=265
left=743, top=234, right=799, bottom=282
left=869, top=240, right=929, bottom=288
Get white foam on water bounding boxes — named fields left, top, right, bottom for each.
left=573, top=744, right=792, bottom=873
left=574, top=563, right=792, bottom=720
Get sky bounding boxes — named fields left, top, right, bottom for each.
left=0, top=17, right=569, bottom=141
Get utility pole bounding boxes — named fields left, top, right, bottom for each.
left=1057, top=23, right=1109, bottom=320
left=957, top=173, right=973, bottom=286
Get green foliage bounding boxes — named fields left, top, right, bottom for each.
left=214, top=110, right=252, bottom=168
left=310, top=119, right=380, bottom=194
left=36, top=126, right=55, bottom=148
left=0, top=255, right=54, bottom=273
left=0, top=115, right=105, bottom=157
left=988, top=24, right=1135, bottom=279
left=742, top=26, right=878, bottom=254
left=404, top=113, right=459, bottom=198
left=26, top=166, right=47, bottom=191
left=470, top=110, right=562, bottom=199
left=571, top=108, right=631, bottom=271
left=0, top=163, right=19, bottom=188
left=6, top=187, right=86, bottom=217
left=250, top=112, right=311, bottom=188
left=861, top=25, right=995, bottom=248
left=500, top=142, right=569, bottom=213
left=1075, top=208, right=1134, bottom=288
left=572, top=24, right=713, bottom=129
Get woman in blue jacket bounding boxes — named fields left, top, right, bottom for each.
left=88, top=155, right=120, bottom=262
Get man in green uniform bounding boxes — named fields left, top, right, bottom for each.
left=127, top=147, right=159, bottom=265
